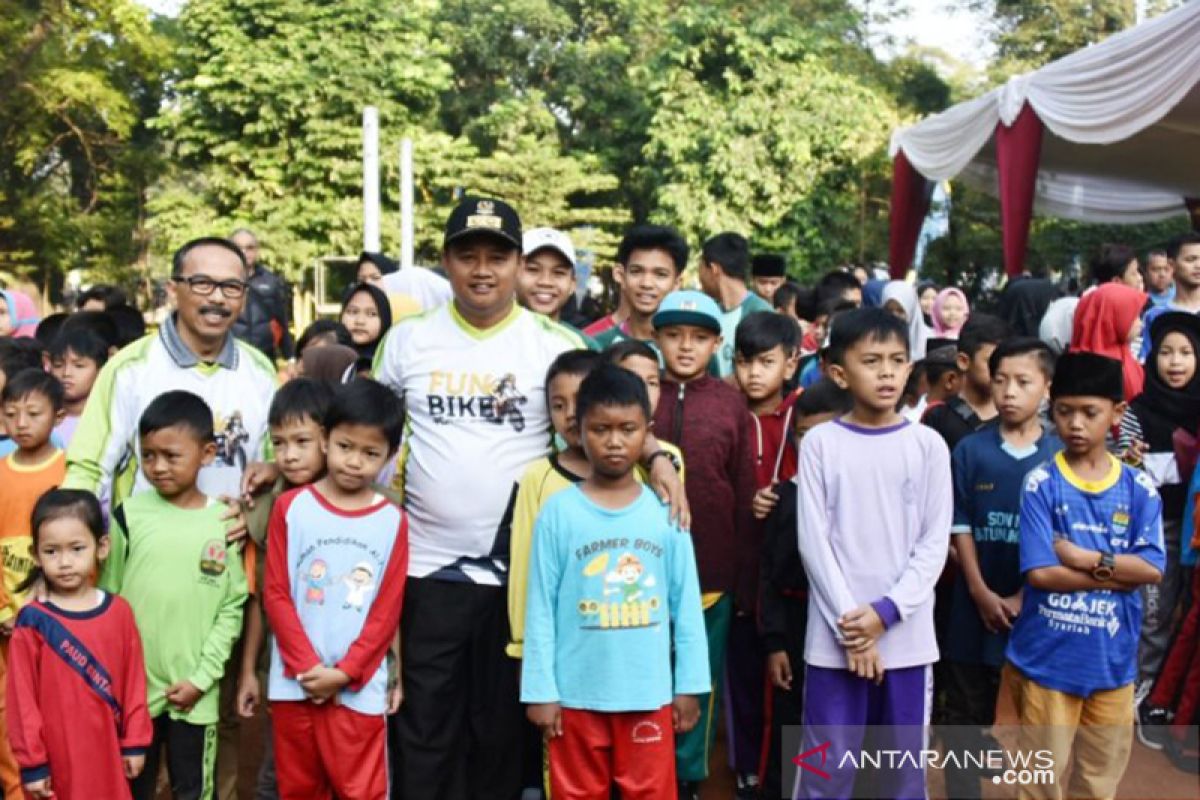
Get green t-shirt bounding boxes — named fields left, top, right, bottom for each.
left=100, top=490, right=248, bottom=725
left=713, top=291, right=774, bottom=377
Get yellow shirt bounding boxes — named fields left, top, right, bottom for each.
left=0, top=450, right=66, bottom=621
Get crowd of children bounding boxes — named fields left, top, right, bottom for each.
left=0, top=203, right=1196, bottom=800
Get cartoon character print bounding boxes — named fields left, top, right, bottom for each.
left=604, top=552, right=656, bottom=603
left=342, top=561, right=377, bottom=612
left=214, top=411, right=250, bottom=470
left=304, top=559, right=331, bottom=605
left=574, top=551, right=662, bottom=630
left=491, top=373, right=527, bottom=433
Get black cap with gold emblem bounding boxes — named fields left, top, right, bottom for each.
left=443, top=196, right=522, bottom=250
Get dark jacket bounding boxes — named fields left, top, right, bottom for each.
left=653, top=374, right=757, bottom=608
left=233, top=265, right=294, bottom=360
left=759, top=479, right=806, bottom=653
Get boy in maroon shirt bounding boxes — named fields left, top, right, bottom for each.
left=651, top=290, right=756, bottom=798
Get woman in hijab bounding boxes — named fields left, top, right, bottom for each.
left=997, top=277, right=1060, bottom=338
left=1069, top=282, right=1147, bottom=401
left=339, top=282, right=392, bottom=361
left=861, top=278, right=887, bottom=309
left=880, top=280, right=930, bottom=359
left=930, top=287, right=970, bottom=340
left=299, top=343, right=359, bottom=387
left=0, top=289, right=41, bottom=337
left=917, top=281, right=939, bottom=326
left=1038, top=297, right=1079, bottom=354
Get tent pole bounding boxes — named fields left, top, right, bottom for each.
left=887, top=150, right=931, bottom=279
left=996, top=104, right=1044, bottom=278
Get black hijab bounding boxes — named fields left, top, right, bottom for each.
left=1133, top=311, right=1200, bottom=448
left=997, top=277, right=1060, bottom=338
left=340, top=282, right=392, bottom=360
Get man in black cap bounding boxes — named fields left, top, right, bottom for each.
left=751, top=253, right=788, bottom=303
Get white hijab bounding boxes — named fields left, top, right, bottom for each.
left=881, top=280, right=930, bottom=360
left=1038, top=296, right=1079, bottom=354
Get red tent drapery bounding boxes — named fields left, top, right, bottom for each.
left=887, top=150, right=930, bottom=279
left=995, top=103, right=1045, bottom=277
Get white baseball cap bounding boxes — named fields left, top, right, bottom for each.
left=523, top=227, right=577, bottom=266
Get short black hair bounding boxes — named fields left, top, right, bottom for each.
left=545, top=350, right=603, bottom=395
left=34, top=313, right=68, bottom=348
left=815, top=270, right=862, bottom=305
left=925, top=359, right=961, bottom=385
left=296, top=320, right=354, bottom=355
left=61, top=311, right=119, bottom=350
left=21, top=488, right=107, bottom=594
left=324, top=379, right=404, bottom=453
left=269, top=378, right=335, bottom=429
left=1, top=369, right=64, bottom=412
left=1146, top=248, right=1167, bottom=260
left=75, top=284, right=127, bottom=311
left=772, top=282, right=804, bottom=314
left=575, top=363, right=651, bottom=424
left=49, top=328, right=110, bottom=368
left=0, top=338, right=45, bottom=381
left=107, top=304, right=145, bottom=347
left=795, top=378, right=852, bottom=417
left=817, top=296, right=856, bottom=320
left=604, top=339, right=660, bottom=368
left=988, top=337, right=1055, bottom=380
left=701, top=232, right=750, bottom=278
left=957, top=313, right=1011, bottom=359
left=735, top=311, right=799, bottom=358
left=826, top=307, right=908, bottom=366
left=1089, top=243, right=1137, bottom=286
left=616, top=225, right=689, bottom=274
left=172, top=237, right=248, bottom=276
left=1167, top=232, right=1200, bottom=261
left=138, top=390, right=214, bottom=442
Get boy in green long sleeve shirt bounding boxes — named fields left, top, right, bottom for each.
left=100, top=390, right=248, bottom=800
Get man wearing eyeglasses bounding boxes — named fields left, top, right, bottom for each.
left=230, top=228, right=295, bottom=363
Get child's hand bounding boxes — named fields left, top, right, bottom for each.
left=123, top=753, right=146, bottom=780
left=236, top=672, right=260, bottom=718
left=165, top=680, right=203, bottom=712
left=386, top=682, right=404, bottom=714
left=218, top=497, right=249, bottom=544
left=23, top=777, right=53, bottom=798
left=297, top=665, right=350, bottom=701
left=838, top=605, right=885, bottom=651
left=0, top=619, right=14, bottom=638
left=970, top=586, right=1017, bottom=633
left=751, top=485, right=780, bottom=520
left=766, top=651, right=792, bottom=690
left=846, top=644, right=885, bottom=685
left=647, top=458, right=691, bottom=531
left=1053, top=538, right=1095, bottom=571
left=672, top=694, right=700, bottom=733
left=527, top=702, right=563, bottom=738
left=1120, top=438, right=1148, bottom=467
left=240, top=462, right=281, bottom=505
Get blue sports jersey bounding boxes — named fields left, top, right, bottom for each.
left=945, top=427, right=1060, bottom=667
left=1006, top=453, right=1165, bottom=696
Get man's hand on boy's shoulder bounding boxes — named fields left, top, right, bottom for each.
left=672, top=694, right=700, bottom=733
left=219, top=496, right=249, bottom=544
left=527, top=702, right=563, bottom=738
left=240, top=462, right=281, bottom=505
left=838, top=605, right=884, bottom=651
left=645, top=448, right=690, bottom=530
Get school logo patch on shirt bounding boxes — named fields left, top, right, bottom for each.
left=199, top=540, right=227, bottom=578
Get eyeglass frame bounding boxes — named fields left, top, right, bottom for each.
left=171, top=273, right=249, bottom=299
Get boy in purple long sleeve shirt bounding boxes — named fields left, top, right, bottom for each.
left=796, top=308, right=952, bottom=800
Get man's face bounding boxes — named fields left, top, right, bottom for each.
left=617, top=248, right=680, bottom=316
left=1172, top=245, right=1200, bottom=291
left=442, top=234, right=520, bottom=324
left=517, top=248, right=575, bottom=319
left=752, top=275, right=785, bottom=302
left=231, top=232, right=259, bottom=270
left=168, top=245, right=248, bottom=345
left=1146, top=254, right=1173, bottom=293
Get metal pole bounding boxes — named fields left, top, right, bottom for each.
left=363, top=107, right=381, bottom=253
left=400, top=138, right=414, bottom=269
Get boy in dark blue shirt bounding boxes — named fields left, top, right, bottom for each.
left=1004, top=352, right=1165, bottom=800
left=942, top=339, right=1059, bottom=799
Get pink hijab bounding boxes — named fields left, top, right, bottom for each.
left=1, top=290, right=40, bottom=337
left=931, top=287, right=970, bottom=338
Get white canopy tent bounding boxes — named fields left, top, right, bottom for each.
left=887, top=1, right=1200, bottom=276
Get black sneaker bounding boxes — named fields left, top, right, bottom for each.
left=677, top=780, right=700, bottom=800
left=1135, top=699, right=1170, bottom=750
left=736, top=772, right=761, bottom=799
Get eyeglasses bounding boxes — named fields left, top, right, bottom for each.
left=173, top=274, right=248, bottom=299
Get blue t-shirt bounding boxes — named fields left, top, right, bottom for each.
left=1006, top=453, right=1165, bottom=696
left=945, top=426, right=1061, bottom=667
left=520, top=485, right=710, bottom=711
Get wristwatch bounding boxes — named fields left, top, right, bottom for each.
left=1092, top=552, right=1116, bottom=581
left=646, top=449, right=681, bottom=472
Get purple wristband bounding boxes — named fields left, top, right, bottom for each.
left=871, top=597, right=901, bottom=630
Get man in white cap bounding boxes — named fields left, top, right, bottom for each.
left=517, top=227, right=597, bottom=348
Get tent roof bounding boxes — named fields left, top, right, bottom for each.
left=890, top=1, right=1200, bottom=223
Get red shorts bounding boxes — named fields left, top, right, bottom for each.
left=549, top=705, right=675, bottom=800
left=271, top=701, right=387, bottom=800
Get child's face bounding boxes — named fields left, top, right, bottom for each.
left=548, top=371, right=586, bottom=449
left=937, top=294, right=966, bottom=329
left=0, top=303, right=12, bottom=337
left=734, top=344, right=798, bottom=404
left=1156, top=331, right=1197, bottom=389
left=34, top=516, right=108, bottom=596
left=140, top=424, right=216, bottom=499
left=960, top=344, right=997, bottom=393
left=322, top=422, right=391, bottom=494
left=3, top=391, right=60, bottom=453
left=270, top=416, right=326, bottom=487
left=517, top=249, right=575, bottom=319
left=655, top=324, right=721, bottom=383
left=616, top=354, right=662, bottom=413
left=1052, top=397, right=1124, bottom=456
left=828, top=333, right=910, bottom=415
left=991, top=354, right=1049, bottom=426
left=794, top=411, right=837, bottom=444
left=50, top=348, right=101, bottom=406
left=883, top=299, right=908, bottom=322
left=341, top=291, right=382, bottom=347
left=580, top=402, right=648, bottom=479
left=617, top=248, right=680, bottom=317
left=809, top=314, right=829, bottom=347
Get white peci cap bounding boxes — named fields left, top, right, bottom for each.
left=522, top=227, right=577, bottom=266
